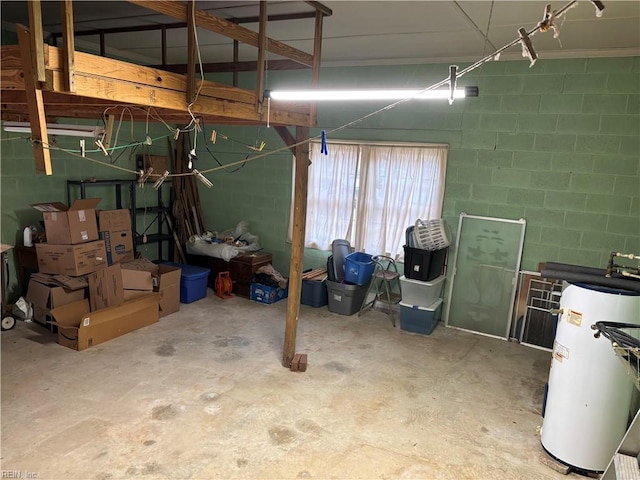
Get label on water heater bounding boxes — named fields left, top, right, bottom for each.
left=552, top=340, right=569, bottom=363
left=567, top=309, right=582, bottom=327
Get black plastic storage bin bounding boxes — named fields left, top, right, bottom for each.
left=403, top=245, right=448, bottom=281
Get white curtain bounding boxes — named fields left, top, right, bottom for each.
left=295, top=141, right=447, bottom=260
left=356, top=145, right=447, bottom=259
left=302, top=142, right=360, bottom=250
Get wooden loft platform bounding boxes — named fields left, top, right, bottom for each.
left=0, top=0, right=328, bottom=174
left=0, top=43, right=312, bottom=126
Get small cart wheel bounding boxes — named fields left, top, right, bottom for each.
left=1, top=315, right=16, bottom=331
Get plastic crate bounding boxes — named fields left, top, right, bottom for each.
left=403, top=246, right=447, bottom=282
left=399, top=298, right=443, bottom=335
left=160, top=262, right=210, bottom=304
left=344, top=252, right=375, bottom=285
left=301, top=279, right=328, bottom=307
left=326, top=280, right=370, bottom=315
left=399, top=275, right=445, bottom=308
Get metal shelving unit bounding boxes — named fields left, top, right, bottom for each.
left=66, top=179, right=174, bottom=262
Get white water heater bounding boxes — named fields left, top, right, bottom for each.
left=541, top=283, right=640, bottom=473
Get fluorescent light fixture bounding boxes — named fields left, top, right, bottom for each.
left=265, top=86, right=478, bottom=102
left=2, top=121, right=104, bottom=138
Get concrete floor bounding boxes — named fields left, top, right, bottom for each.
left=1, top=292, right=576, bottom=480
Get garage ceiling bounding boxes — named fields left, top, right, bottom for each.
left=1, top=1, right=639, bottom=68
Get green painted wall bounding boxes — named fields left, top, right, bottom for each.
left=204, top=56, right=639, bottom=274
left=1, top=56, right=638, bottom=300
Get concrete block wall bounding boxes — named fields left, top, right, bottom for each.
left=1, top=56, right=638, bottom=297
left=202, top=57, right=638, bottom=273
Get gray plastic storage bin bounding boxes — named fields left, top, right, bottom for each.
left=326, top=280, right=370, bottom=316
left=400, top=275, right=445, bottom=308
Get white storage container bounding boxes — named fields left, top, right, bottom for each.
left=400, top=275, right=445, bottom=307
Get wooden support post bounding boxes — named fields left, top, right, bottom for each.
left=16, top=24, right=52, bottom=175
left=232, top=40, right=239, bottom=87
left=161, top=25, right=167, bottom=66
left=99, top=30, right=106, bottom=57
left=310, top=9, right=324, bottom=124
left=60, top=0, right=76, bottom=92
left=282, top=126, right=310, bottom=368
left=27, top=0, right=46, bottom=83
left=186, top=0, right=196, bottom=105
left=255, top=1, right=267, bottom=110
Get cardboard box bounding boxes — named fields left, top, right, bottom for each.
left=36, top=241, right=107, bottom=276
left=121, top=259, right=181, bottom=317
left=26, top=278, right=86, bottom=325
left=100, top=229, right=134, bottom=265
left=98, top=209, right=134, bottom=265
left=32, top=198, right=101, bottom=245
left=88, top=263, right=124, bottom=311
left=156, top=264, right=181, bottom=317
left=136, top=155, right=169, bottom=180
left=50, top=294, right=159, bottom=351
left=98, top=209, right=131, bottom=231
left=121, top=259, right=156, bottom=291
left=250, top=282, right=289, bottom=305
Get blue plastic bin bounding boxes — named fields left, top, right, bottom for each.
left=399, top=299, right=443, bottom=335
left=344, top=252, right=375, bottom=285
left=159, top=262, right=210, bottom=304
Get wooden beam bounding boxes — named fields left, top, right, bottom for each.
left=161, top=25, right=167, bottom=66
left=99, top=30, right=106, bottom=57
left=149, top=59, right=308, bottom=74
left=274, top=126, right=296, bottom=156
left=283, top=126, right=310, bottom=368
left=186, top=0, right=196, bottom=104
left=60, top=0, right=76, bottom=92
left=127, top=0, right=314, bottom=67
left=310, top=9, right=324, bottom=123
left=103, top=114, right=115, bottom=149
left=256, top=1, right=267, bottom=109
left=2, top=44, right=311, bottom=126
left=27, top=0, right=46, bottom=83
left=16, top=25, right=52, bottom=175
left=305, top=1, right=333, bottom=16
left=232, top=41, right=239, bottom=87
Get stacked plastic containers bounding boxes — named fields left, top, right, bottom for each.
left=325, top=240, right=373, bottom=315
left=399, top=219, right=449, bottom=334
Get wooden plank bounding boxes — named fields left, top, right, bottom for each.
left=151, top=59, right=308, bottom=74
left=60, top=0, right=76, bottom=92
left=310, top=10, right=323, bottom=123
left=16, top=24, right=52, bottom=175
left=46, top=46, right=257, bottom=104
left=305, top=1, right=333, bottom=16
left=45, top=69, right=309, bottom=125
left=27, top=0, right=46, bottom=83
left=186, top=0, right=196, bottom=104
left=161, top=26, right=167, bottom=66
left=255, top=1, right=267, bottom=109
left=274, top=126, right=297, bottom=156
left=232, top=40, right=239, bottom=87
left=283, top=126, right=310, bottom=368
left=127, top=0, right=313, bottom=67
left=103, top=114, right=115, bottom=149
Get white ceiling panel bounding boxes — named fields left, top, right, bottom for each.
left=1, top=0, right=638, bottom=67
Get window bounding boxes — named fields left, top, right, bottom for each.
left=292, top=140, right=448, bottom=260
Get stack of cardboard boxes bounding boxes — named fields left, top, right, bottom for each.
left=25, top=199, right=180, bottom=351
